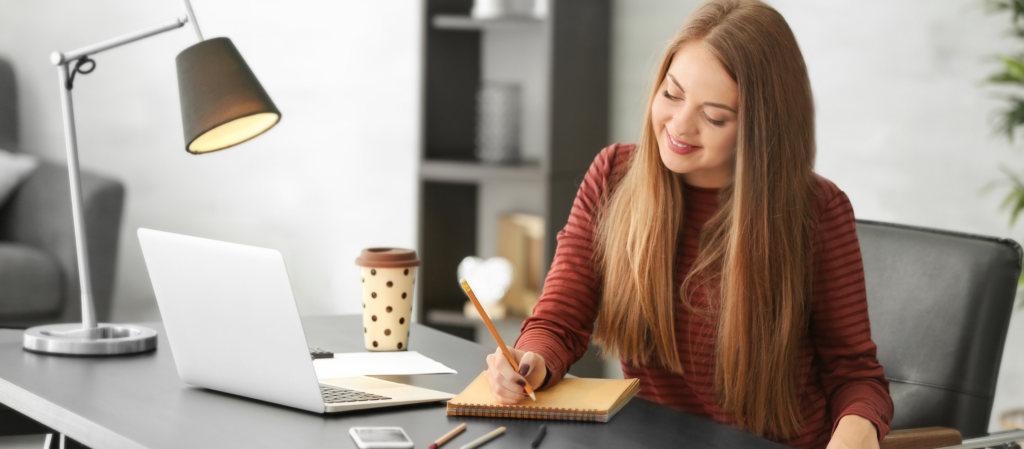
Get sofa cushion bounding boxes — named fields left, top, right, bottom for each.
left=0, top=242, right=62, bottom=317
left=0, top=149, right=38, bottom=208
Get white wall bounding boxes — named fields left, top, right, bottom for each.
left=610, top=0, right=700, bottom=146
left=610, top=0, right=1023, bottom=431
left=0, top=0, right=422, bottom=319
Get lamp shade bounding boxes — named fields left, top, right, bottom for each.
left=175, top=37, right=280, bottom=154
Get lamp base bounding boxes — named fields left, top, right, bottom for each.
left=23, top=323, right=157, bottom=356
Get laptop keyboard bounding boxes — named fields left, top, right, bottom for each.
left=320, top=384, right=391, bottom=404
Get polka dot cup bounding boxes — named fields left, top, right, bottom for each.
left=356, top=248, right=419, bottom=352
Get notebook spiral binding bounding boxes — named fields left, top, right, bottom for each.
left=446, top=402, right=601, bottom=422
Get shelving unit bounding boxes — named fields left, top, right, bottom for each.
left=420, top=160, right=543, bottom=183
left=432, top=14, right=545, bottom=31
left=417, top=0, right=610, bottom=378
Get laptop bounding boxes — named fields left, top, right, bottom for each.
left=137, top=228, right=455, bottom=413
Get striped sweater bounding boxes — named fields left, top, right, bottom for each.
left=515, top=144, right=893, bottom=448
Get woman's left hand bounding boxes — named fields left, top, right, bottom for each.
left=826, top=415, right=880, bottom=449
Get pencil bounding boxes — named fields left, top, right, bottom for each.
left=460, top=279, right=537, bottom=401
left=460, top=426, right=506, bottom=449
left=531, top=424, right=547, bottom=448
left=429, top=423, right=466, bottom=449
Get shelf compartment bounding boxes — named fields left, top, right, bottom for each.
left=421, top=160, right=544, bottom=183
left=433, top=14, right=545, bottom=31
left=420, top=182, right=478, bottom=321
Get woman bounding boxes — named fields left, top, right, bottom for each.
left=482, top=1, right=893, bottom=448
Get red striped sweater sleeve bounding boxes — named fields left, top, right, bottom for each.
left=513, top=145, right=619, bottom=388
left=811, top=189, right=894, bottom=442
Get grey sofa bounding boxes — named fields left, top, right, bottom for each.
left=0, top=57, right=125, bottom=328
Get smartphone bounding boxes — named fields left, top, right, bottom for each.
left=348, top=427, right=414, bottom=449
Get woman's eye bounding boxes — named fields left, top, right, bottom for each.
left=704, top=113, right=726, bottom=127
left=662, top=90, right=681, bottom=101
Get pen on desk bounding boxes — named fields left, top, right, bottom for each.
left=460, top=279, right=537, bottom=402
left=531, top=424, right=547, bottom=448
left=460, top=426, right=506, bottom=449
left=429, top=423, right=467, bottom=449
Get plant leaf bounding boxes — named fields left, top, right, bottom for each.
left=1000, top=185, right=1021, bottom=211
left=995, top=97, right=1024, bottom=142
left=996, top=169, right=1024, bottom=227
left=1000, top=188, right=1019, bottom=210
left=988, top=72, right=1024, bottom=85
left=1000, top=55, right=1024, bottom=80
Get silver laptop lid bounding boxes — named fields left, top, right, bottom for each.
left=138, top=228, right=325, bottom=413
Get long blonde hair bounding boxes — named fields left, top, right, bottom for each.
left=593, top=0, right=818, bottom=439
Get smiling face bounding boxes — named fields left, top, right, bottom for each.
left=650, top=40, right=740, bottom=188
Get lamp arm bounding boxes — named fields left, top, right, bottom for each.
left=51, top=16, right=189, bottom=66
left=50, top=0, right=205, bottom=65
left=182, top=0, right=205, bottom=42
left=49, top=0, right=208, bottom=66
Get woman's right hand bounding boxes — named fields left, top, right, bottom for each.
left=484, top=345, right=547, bottom=405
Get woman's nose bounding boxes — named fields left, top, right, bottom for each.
left=670, top=106, right=699, bottom=137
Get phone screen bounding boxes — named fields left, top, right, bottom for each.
left=354, top=428, right=411, bottom=443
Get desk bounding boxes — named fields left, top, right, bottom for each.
left=0, top=315, right=786, bottom=449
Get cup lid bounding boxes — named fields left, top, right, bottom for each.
left=355, top=248, right=421, bottom=268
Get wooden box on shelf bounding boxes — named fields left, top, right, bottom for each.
left=496, top=213, right=543, bottom=317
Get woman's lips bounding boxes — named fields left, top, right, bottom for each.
left=665, top=129, right=702, bottom=155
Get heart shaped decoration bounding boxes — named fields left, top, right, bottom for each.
left=457, top=256, right=513, bottom=305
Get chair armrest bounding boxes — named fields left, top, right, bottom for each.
left=880, top=427, right=962, bottom=449
left=0, top=160, right=125, bottom=323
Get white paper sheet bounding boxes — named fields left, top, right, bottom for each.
left=313, top=351, right=457, bottom=379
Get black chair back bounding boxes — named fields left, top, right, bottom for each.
left=857, top=220, right=1021, bottom=438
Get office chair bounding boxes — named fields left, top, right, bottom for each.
left=855, top=220, right=1024, bottom=449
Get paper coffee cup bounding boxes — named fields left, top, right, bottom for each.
left=356, top=248, right=420, bottom=351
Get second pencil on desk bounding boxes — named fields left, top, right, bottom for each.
left=461, top=426, right=505, bottom=449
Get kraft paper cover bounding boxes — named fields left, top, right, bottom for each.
left=446, top=371, right=640, bottom=422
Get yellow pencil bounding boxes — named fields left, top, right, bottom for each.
left=460, top=279, right=537, bottom=401
left=460, top=426, right=506, bottom=449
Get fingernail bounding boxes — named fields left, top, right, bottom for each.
left=516, top=379, right=526, bottom=387
left=519, top=364, right=531, bottom=376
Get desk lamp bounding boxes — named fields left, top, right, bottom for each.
left=22, top=0, right=281, bottom=355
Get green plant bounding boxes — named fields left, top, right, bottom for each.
left=986, top=0, right=1024, bottom=301
left=987, top=0, right=1024, bottom=223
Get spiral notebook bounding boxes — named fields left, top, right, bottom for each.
left=446, top=371, right=640, bottom=423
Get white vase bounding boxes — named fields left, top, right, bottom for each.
left=471, top=0, right=537, bottom=19
left=476, top=82, right=522, bottom=164
left=471, top=0, right=507, bottom=19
